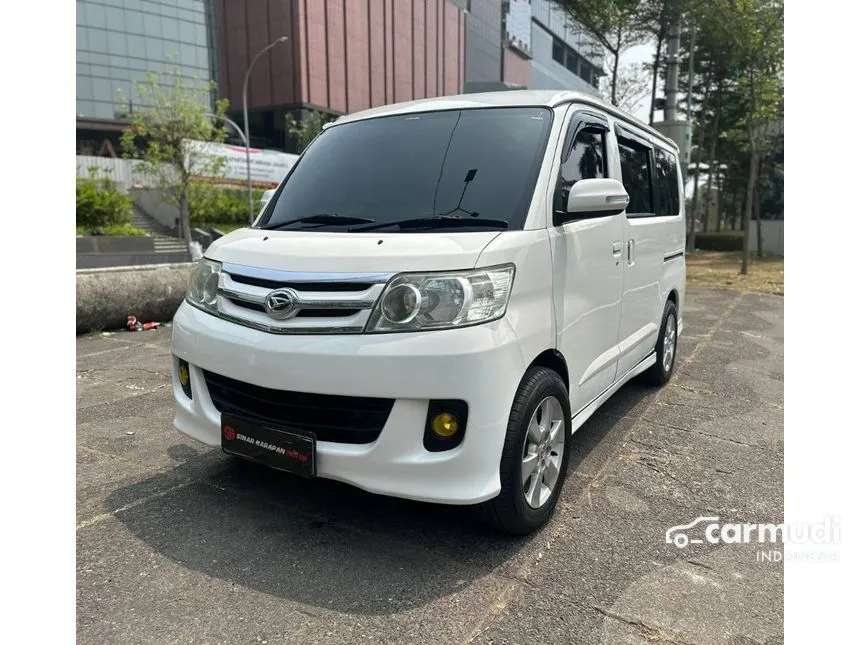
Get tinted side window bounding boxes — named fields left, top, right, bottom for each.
left=654, top=148, right=680, bottom=216
left=555, top=127, right=607, bottom=213
left=618, top=139, right=653, bottom=215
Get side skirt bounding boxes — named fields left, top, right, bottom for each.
left=570, top=351, right=657, bottom=435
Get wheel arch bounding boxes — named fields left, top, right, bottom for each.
left=527, top=349, right=570, bottom=394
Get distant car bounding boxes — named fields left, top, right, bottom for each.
left=259, top=189, right=276, bottom=214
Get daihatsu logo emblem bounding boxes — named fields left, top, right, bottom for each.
left=264, top=288, right=300, bottom=320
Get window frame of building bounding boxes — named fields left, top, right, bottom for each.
left=548, top=33, right=604, bottom=88
left=565, top=48, right=579, bottom=74
left=552, top=37, right=565, bottom=65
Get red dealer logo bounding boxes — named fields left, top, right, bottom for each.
left=223, top=425, right=236, bottom=441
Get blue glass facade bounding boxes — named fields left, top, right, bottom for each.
left=76, top=0, right=216, bottom=120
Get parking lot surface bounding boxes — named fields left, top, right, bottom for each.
left=77, top=288, right=784, bottom=645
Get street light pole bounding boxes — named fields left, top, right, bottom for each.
left=204, top=112, right=257, bottom=225
left=242, top=36, right=289, bottom=225
left=205, top=113, right=247, bottom=148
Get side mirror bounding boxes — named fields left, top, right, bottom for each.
left=259, top=189, right=276, bottom=213
left=555, top=178, right=629, bottom=225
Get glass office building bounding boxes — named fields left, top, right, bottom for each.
left=76, top=0, right=216, bottom=151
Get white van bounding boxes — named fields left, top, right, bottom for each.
left=172, top=90, right=685, bottom=535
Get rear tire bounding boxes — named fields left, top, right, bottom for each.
left=477, top=367, right=572, bottom=536
left=641, top=300, right=679, bottom=386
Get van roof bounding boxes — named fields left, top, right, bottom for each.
left=331, top=90, right=678, bottom=151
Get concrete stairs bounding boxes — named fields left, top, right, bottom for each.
left=131, top=205, right=187, bottom=254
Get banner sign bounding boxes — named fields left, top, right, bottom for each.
left=185, top=140, right=300, bottom=188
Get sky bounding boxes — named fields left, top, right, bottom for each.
left=620, top=42, right=659, bottom=123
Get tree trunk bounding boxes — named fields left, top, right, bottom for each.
left=741, top=147, right=759, bottom=275
left=732, top=191, right=742, bottom=230
left=715, top=173, right=725, bottom=232
left=179, top=181, right=193, bottom=255
left=702, top=83, right=722, bottom=233
left=648, top=32, right=664, bottom=125
left=610, top=48, right=620, bottom=106
left=755, top=170, right=764, bottom=258
left=687, top=81, right=711, bottom=252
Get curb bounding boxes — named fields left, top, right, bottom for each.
left=77, top=262, right=196, bottom=334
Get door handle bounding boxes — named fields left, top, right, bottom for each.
left=627, top=239, right=635, bottom=264
left=612, top=241, right=622, bottom=256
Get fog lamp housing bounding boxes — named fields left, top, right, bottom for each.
left=423, top=400, right=468, bottom=452
left=177, top=358, right=192, bottom=399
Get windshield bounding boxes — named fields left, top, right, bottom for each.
left=259, top=107, right=553, bottom=232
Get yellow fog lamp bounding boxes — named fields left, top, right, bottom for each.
left=177, top=358, right=192, bottom=399
left=431, top=412, right=459, bottom=438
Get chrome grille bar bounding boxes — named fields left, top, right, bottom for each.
left=212, top=264, right=393, bottom=335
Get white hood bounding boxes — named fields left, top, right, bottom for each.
left=205, top=228, right=502, bottom=273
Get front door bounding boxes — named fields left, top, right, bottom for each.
left=549, top=107, right=625, bottom=416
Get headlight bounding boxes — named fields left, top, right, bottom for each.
left=186, top=258, right=221, bottom=314
left=366, top=264, right=515, bottom=333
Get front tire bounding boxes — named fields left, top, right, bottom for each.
left=478, top=367, right=572, bottom=536
left=641, top=300, right=679, bottom=386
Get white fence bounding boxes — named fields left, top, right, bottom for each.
left=76, top=155, right=173, bottom=192
left=76, top=156, right=135, bottom=192
left=748, top=220, right=784, bottom=256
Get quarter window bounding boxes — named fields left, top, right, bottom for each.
left=618, top=139, right=654, bottom=215
left=654, top=148, right=680, bottom=216
left=555, top=126, right=607, bottom=214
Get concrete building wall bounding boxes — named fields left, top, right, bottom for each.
left=529, top=23, right=596, bottom=94
left=529, top=0, right=602, bottom=94
left=531, top=0, right=602, bottom=67
left=748, top=221, right=785, bottom=257
left=503, top=48, right=531, bottom=87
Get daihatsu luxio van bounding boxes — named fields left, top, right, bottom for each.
left=172, top=90, right=686, bottom=535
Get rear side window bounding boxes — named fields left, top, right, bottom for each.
left=618, top=139, right=653, bottom=215
left=654, top=148, right=680, bottom=216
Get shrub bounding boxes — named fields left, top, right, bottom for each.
left=76, top=174, right=134, bottom=228
left=76, top=224, right=147, bottom=237
left=188, top=183, right=265, bottom=225
left=693, top=231, right=743, bottom=252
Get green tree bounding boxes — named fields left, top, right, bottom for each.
left=638, top=0, right=684, bottom=124
left=76, top=168, right=134, bottom=230
left=284, top=110, right=337, bottom=153
left=552, top=0, right=648, bottom=107
left=599, top=61, right=651, bottom=113
left=119, top=67, right=229, bottom=252
left=709, top=0, right=783, bottom=272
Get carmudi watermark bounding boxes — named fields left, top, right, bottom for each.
left=664, top=516, right=840, bottom=562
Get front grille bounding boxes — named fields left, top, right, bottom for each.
left=229, top=273, right=373, bottom=292
left=203, top=370, right=394, bottom=444
left=226, top=298, right=361, bottom=318
left=215, top=264, right=392, bottom=335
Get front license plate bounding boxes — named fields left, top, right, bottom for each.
left=221, top=414, right=316, bottom=477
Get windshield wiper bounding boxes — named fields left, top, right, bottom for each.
left=350, top=216, right=508, bottom=232
left=262, top=213, right=376, bottom=230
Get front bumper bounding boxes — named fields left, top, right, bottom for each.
left=171, top=301, right=527, bottom=504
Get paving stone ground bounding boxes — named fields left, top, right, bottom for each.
left=77, top=288, right=784, bottom=645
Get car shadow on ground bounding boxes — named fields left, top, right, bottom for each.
left=103, top=381, right=656, bottom=615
